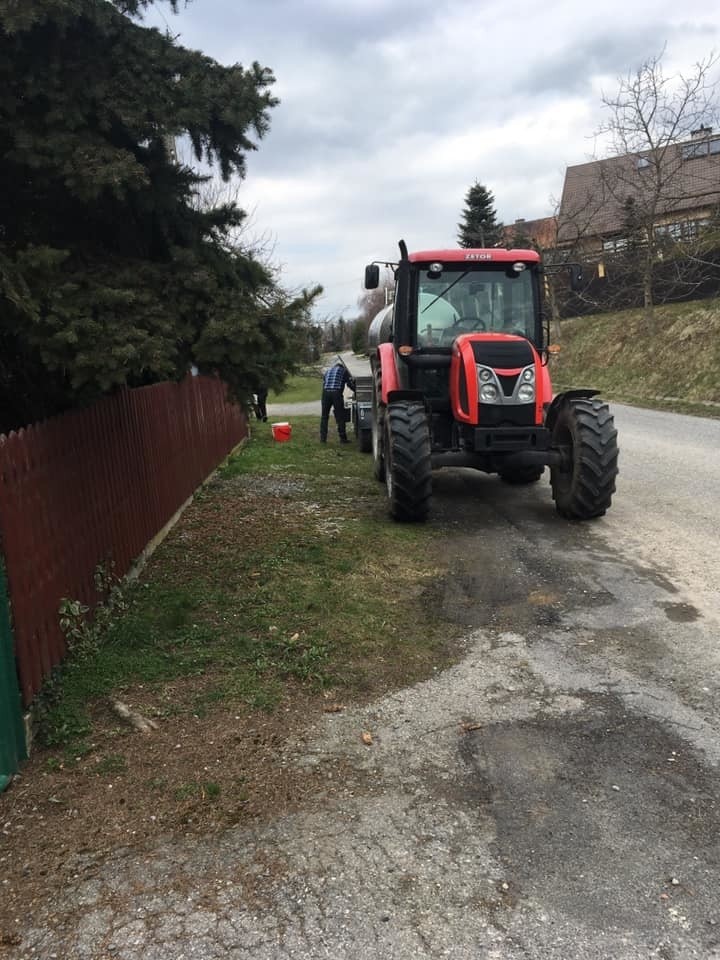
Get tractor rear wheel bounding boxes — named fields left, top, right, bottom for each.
left=500, top=465, right=545, bottom=485
left=550, top=397, right=618, bottom=520
left=385, top=401, right=432, bottom=521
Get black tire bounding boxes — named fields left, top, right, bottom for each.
left=385, top=401, right=432, bottom=521
left=358, top=428, right=372, bottom=454
left=500, top=465, right=545, bottom=485
left=372, top=368, right=385, bottom=481
left=550, top=397, right=618, bottom=520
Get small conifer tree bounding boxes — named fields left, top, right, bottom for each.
left=457, top=182, right=503, bottom=248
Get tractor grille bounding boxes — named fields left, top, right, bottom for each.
left=470, top=340, right=534, bottom=368
left=479, top=403, right=536, bottom=426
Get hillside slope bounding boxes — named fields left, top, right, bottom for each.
left=551, top=297, right=720, bottom=416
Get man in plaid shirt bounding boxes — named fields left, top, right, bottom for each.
left=320, top=362, right=355, bottom=443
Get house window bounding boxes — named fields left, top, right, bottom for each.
left=710, top=139, right=720, bottom=155
left=682, top=141, right=709, bottom=160
left=602, top=237, right=628, bottom=252
left=655, top=219, right=710, bottom=240
left=655, top=222, right=683, bottom=239
left=684, top=219, right=710, bottom=238
left=636, top=157, right=651, bottom=170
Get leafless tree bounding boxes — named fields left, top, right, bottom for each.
left=595, top=50, right=720, bottom=328
left=175, top=138, right=280, bottom=269
left=356, top=269, right=394, bottom=326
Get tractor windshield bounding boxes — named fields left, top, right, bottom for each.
left=415, top=266, right=537, bottom=346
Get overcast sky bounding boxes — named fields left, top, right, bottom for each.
left=146, top=0, right=720, bottom=321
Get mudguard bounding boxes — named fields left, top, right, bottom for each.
left=545, top=389, right=600, bottom=430
left=378, top=342, right=400, bottom=405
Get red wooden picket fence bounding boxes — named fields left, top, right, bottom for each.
left=0, top=375, right=248, bottom=706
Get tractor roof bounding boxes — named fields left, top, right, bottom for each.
left=408, top=248, right=541, bottom=264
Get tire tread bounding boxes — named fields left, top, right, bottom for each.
left=550, top=397, right=619, bottom=520
left=386, top=402, right=432, bottom=521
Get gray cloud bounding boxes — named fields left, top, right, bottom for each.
left=515, top=29, right=675, bottom=97
left=147, top=0, right=720, bottom=318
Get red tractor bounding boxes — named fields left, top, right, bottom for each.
left=365, top=241, right=618, bottom=522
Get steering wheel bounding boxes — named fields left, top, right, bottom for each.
left=454, top=316, right=486, bottom=334
left=439, top=318, right=486, bottom=344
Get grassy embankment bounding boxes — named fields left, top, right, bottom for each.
left=269, top=369, right=323, bottom=403
left=552, top=297, right=720, bottom=418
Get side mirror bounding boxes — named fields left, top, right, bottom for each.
left=365, top=264, right=379, bottom=289
left=569, top=264, right=583, bottom=291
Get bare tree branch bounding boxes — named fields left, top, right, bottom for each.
left=560, top=50, right=720, bottom=328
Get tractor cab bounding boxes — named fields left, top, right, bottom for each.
left=411, top=252, right=541, bottom=350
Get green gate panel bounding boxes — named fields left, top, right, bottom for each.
left=0, top=567, right=26, bottom=792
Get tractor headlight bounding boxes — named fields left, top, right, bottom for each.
left=522, top=367, right=535, bottom=382
left=479, top=367, right=493, bottom=383
left=480, top=383, right=499, bottom=402
left=517, top=383, right=535, bottom=402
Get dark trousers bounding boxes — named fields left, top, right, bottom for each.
left=320, top=389, right=347, bottom=440
left=254, top=394, right=267, bottom=421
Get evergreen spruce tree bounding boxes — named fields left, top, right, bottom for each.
left=0, top=0, right=320, bottom=430
left=457, top=182, right=503, bottom=248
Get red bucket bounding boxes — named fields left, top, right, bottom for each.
left=271, top=422, right=292, bottom=442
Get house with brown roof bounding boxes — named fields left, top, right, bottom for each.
left=556, top=127, right=720, bottom=260
left=501, top=216, right=557, bottom=250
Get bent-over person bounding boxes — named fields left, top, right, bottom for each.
left=320, top=362, right=355, bottom=443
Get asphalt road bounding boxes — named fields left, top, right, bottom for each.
left=13, top=401, right=720, bottom=959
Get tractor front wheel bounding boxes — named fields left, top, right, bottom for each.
left=385, top=401, right=432, bottom=521
left=550, top=397, right=618, bottom=520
